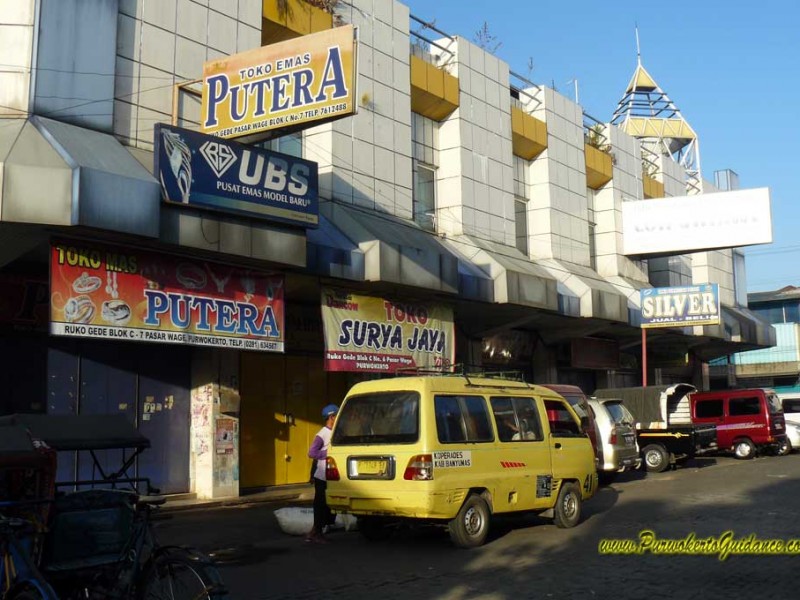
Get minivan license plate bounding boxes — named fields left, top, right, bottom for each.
left=624, top=434, right=635, bottom=447
left=358, top=460, right=387, bottom=475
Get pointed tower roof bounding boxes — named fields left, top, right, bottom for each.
left=625, top=63, right=658, bottom=93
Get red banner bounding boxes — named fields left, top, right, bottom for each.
left=50, top=242, right=284, bottom=352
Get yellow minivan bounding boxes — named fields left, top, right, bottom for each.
left=326, top=375, right=597, bottom=548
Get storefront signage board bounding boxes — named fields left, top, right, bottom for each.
left=50, top=242, right=285, bottom=352
left=640, top=284, right=720, bottom=328
left=321, top=288, right=455, bottom=373
left=155, top=124, right=318, bottom=227
left=201, top=25, right=357, bottom=139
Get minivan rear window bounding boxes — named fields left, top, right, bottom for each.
left=603, top=401, right=634, bottom=425
left=767, top=394, right=782, bottom=414
left=332, top=392, right=419, bottom=445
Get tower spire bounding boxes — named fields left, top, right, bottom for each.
left=635, top=24, right=641, bottom=65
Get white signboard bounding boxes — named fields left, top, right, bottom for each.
left=622, top=188, right=772, bottom=255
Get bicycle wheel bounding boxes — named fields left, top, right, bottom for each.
left=137, top=548, right=227, bottom=600
left=6, top=584, right=46, bottom=600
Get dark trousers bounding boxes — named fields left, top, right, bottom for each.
left=313, top=477, right=333, bottom=531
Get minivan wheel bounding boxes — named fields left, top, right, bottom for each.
left=642, top=444, right=670, bottom=473
left=553, top=482, right=582, bottom=529
left=734, top=438, right=756, bottom=460
left=777, top=438, right=792, bottom=456
left=449, top=494, right=490, bottom=548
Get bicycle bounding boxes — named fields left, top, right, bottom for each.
left=41, top=489, right=227, bottom=600
left=0, top=513, right=58, bottom=600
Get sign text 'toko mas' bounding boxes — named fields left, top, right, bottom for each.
left=201, top=25, right=358, bottom=139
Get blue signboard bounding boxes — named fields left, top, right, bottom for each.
left=154, top=124, right=318, bottom=228
left=640, top=284, right=720, bottom=329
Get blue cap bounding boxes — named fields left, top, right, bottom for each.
left=322, top=404, right=339, bottom=418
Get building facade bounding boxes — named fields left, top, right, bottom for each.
left=0, top=0, right=773, bottom=498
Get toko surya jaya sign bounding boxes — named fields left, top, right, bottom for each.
left=201, top=25, right=358, bottom=139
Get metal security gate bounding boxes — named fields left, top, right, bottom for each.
left=46, top=339, right=191, bottom=494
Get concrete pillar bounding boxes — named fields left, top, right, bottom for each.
left=190, top=348, right=241, bottom=499
left=532, top=344, right=557, bottom=383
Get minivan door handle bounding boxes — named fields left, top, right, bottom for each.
left=554, top=442, right=562, bottom=450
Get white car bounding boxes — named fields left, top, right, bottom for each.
left=780, top=396, right=800, bottom=452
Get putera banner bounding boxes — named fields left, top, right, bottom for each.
left=321, top=289, right=455, bottom=373
left=50, top=242, right=285, bottom=352
left=640, top=284, right=720, bottom=328
left=201, top=25, right=357, bottom=139
left=155, top=124, right=318, bottom=227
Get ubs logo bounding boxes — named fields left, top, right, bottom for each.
left=200, top=140, right=237, bottom=178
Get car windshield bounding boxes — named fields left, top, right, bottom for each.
left=604, top=401, right=634, bottom=425
left=332, top=391, right=420, bottom=445
left=561, top=393, right=588, bottom=419
left=766, top=393, right=783, bottom=415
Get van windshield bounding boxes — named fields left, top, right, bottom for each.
left=604, top=401, right=634, bottom=425
left=332, top=391, right=420, bottom=445
left=767, top=393, right=783, bottom=415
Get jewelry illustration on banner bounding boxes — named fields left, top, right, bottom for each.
left=105, top=270, right=119, bottom=299
left=161, top=128, right=192, bottom=204
left=72, top=272, right=102, bottom=294
left=176, top=263, right=207, bottom=290
left=206, top=264, right=232, bottom=293
left=101, top=299, right=132, bottom=326
left=64, top=295, right=96, bottom=324
left=241, top=273, right=255, bottom=302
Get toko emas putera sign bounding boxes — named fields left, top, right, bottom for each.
left=201, top=25, right=358, bottom=139
left=321, top=289, right=455, bottom=373
left=640, top=284, right=720, bottom=328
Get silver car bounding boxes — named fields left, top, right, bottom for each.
left=587, top=398, right=641, bottom=484
left=780, top=396, right=800, bottom=452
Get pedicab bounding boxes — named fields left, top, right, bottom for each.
left=0, top=414, right=227, bottom=600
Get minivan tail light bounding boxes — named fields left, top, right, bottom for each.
left=326, top=457, right=340, bottom=481
left=404, top=454, right=433, bottom=481
left=609, top=427, right=618, bottom=445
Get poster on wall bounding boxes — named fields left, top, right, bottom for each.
left=321, top=288, right=455, bottom=373
left=50, top=241, right=285, bottom=352
left=201, top=25, right=358, bottom=139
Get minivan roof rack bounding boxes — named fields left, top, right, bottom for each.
left=394, top=364, right=529, bottom=386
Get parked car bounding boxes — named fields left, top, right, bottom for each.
left=326, top=375, right=597, bottom=548
left=586, top=397, right=640, bottom=484
left=594, top=384, right=717, bottom=473
left=540, top=384, right=601, bottom=468
left=779, top=396, right=800, bottom=453
left=690, top=388, right=787, bottom=458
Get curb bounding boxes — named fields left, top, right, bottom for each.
left=162, top=488, right=314, bottom=513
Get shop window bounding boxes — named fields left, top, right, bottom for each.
left=435, top=395, right=494, bottom=443
left=412, top=112, right=439, bottom=166
left=695, top=399, right=723, bottom=419
left=413, top=164, right=436, bottom=232
left=729, top=397, right=761, bottom=416
left=257, top=132, right=303, bottom=158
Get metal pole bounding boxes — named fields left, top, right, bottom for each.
left=641, top=328, right=647, bottom=387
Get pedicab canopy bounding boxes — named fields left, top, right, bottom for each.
left=0, top=414, right=150, bottom=451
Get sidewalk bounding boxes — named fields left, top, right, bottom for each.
left=162, top=483, right=314, bottom=512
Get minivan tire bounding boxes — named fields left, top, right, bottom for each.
left=777, top=438, right=792, bottom=456
left=733, top=438, right=756, bottom=460
left=449, top=494, right=490, bottom=548
left=642, top=444, right=670, bottom=473
left=553, top=482, right=582, bottom=528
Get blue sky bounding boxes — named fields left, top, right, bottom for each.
left=401, top=0, right=798, bottom=293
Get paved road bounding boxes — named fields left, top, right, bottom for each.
left=156, top=453, right=800, bottom=599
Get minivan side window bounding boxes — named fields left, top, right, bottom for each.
left=729, top=397, right=761, bottom=416
left=695, top=399, right=723, bottom=419
left=490, top=396, right=543, bottom=442
left=544, top=399, right=583, bottom=437
left=434, top=395, right=494, bottom=443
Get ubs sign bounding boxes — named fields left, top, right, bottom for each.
left=154, top=124, right=318, bottom=228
